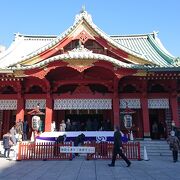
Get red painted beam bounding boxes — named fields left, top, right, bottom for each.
left=24, top=61, right=68, bottom=78
left=39, top=37, right=73, bottom=60
left=94, top=36, right=128, bottom=59
left=52, top=93, right=113, bottom=99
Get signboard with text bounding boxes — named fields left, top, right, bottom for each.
left=124, top=114, right=132, bottom=129
left=32, top=116, right=40, bottom=131
left=60, top=146, right=95, bottom=154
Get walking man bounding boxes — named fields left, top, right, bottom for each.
left=108, top=126, right=131, bottom=167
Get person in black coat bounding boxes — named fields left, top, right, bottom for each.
left=74, top=133, right=85, bottom=156
left=54, top=135, right=66, bottom=156
left=74, top=133, right=85, bottom=146
left=108, top=126, right=131, bottom=167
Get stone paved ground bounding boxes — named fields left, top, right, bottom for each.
left=0, top=155, right=180, bottom=180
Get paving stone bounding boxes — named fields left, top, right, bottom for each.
left=0, top=156, right=180, bottom=180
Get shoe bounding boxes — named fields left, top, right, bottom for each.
left=127, top=162, right=131, bottom=167
left=108, top=164, right=115, bottom=167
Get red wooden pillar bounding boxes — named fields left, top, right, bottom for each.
left=113, top=76, right=120, bottom=128
left=141, top=97, right=150, bottom=138
left=16, top=97, right=25, bottom=122
left=170, top=95, right=179, bottom=127
left=45, top=97, right=53, bottom=132
left=0, top=111, right=3, bottom=139
left=113, top=97, right=120, bottom=128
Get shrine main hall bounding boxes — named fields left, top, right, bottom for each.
left=0, top=9, right=179, bottom=139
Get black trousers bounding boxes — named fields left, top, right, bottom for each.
left=4, top=148, right=10, bottom=158
left=172, top=150, right=178, bottom=162
left=111, top=148, right=130, bottom=165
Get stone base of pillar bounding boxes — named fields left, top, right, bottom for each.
left=143, top=138, right=152, bottom=141
left=143, top=132, right=150, bottom=139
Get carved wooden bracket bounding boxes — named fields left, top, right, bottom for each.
left=69, top=65, right=91, bottom=72
left=73, top=85, right=92, bottom=94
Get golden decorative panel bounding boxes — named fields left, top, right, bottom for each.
left=128, top=54, right=153, bottom=65
left=20, top=56, right=41, bottom=66
left=134, top=70, right=147, bottom=76
left=13, top=70, right=26, bottom=77
left=63, top=59, right=97, bottom=66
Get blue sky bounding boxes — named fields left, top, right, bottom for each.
left=0, top=0, right=179, bottom=57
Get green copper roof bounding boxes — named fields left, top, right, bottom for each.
left=111, top=33, right=175, bottom=67
left=147, top=34, right=174, bottom=64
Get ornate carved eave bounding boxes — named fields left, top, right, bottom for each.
left=68, top=44, right=93, bottom=55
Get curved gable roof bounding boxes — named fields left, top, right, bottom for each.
left=17, top=11, right=150, bottom=66
left=0, top=10, right=177, bottom=70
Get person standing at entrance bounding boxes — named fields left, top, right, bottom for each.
left=51, top=121, right=56, bottom=132
left=23, top=120, right=29, bottom=141
left=10, top=125, right=17, bottom=145
left=158, top=121, right=165, bottom=139
left=66, top=119, right=72, bottom=131
left=167, top=130, right=180, bottom=162
left=152, top=121, right=158, bottom=139
left=59, top=120, right=66, bottom=132
left=108, top=126, right=131, bottom=167
left=16, top=119, right=23, bottom=142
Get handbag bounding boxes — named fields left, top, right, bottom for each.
left=9, top=139, right=13, bottom=146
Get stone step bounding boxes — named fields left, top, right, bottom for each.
left=139, top=140, right=171, bottom=156
left=139, top=141, right=168, bottom=144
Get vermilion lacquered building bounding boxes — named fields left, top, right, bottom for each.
left=0, top=10, right=179, bottom=139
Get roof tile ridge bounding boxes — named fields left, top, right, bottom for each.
left=110, top=32, right=157, bottom=38
left=148, top=34, right=175, bottom=62
left=151, top=34, right=175, bottom=58
left=111, top=34, right=147, bottom=38
left=14, top=33, right=57, bottom=38
left=83, top=17, right=147, bottom=59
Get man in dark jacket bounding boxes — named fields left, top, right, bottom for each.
left=56, top=134, right=66, bottom=143
left=54, top=135, right=66, bottom=156
left=74, top=133, right=85, bottom=146
left=74, top=133, right=85, bottom=157
left=108, top=126, right=131, bottom=167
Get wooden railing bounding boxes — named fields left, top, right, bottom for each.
left=17, top=142, right=73, bottom=161
left=85, top=141, right=141, bottom=160
left=17, top=141, right=140, bottom=161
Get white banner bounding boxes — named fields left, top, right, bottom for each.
left=60, top=146, right=95, bottom=153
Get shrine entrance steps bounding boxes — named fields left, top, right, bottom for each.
left=139, top=140, right=171, bottom=157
